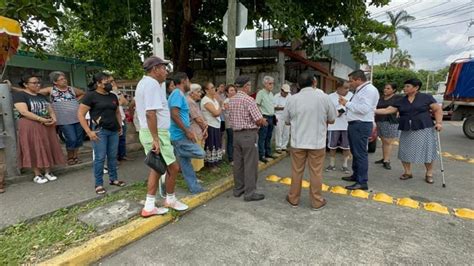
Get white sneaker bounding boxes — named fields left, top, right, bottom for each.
left=164, top=198, right=189, bottom=211
left=103, top=167, right=109, bottom=174
left=44, top=172, right=58, bottom=181
left=33, top=175, right=48, bottom=184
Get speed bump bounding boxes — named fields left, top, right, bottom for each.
left=322, top=183, right=329, bottom=192
left=279, top=177, right=292, bottom=185
left=301, top=180, right=310, bottom=188
left=467, top=158, right=474, bottom=164
left=330, top=186, right=348, bottom=195
left=423, top=202, right=449, bottom=215
left=266, top=175, right=281, bottom=182
left=442, top=152, right=453, bottom=158
left=372, top=193, right=393, bottom=204
left=350, top=189, right=369, bottom=199
left=396, top=198, right=420, bottom=209
left=453, top=155, right=467, bottom=161
left=453, top=208, right=474, bottom=220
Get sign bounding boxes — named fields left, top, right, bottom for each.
left=222, top=2, right=248, bottom=36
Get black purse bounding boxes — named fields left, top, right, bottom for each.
left=144, top=151, right=167, bottom=174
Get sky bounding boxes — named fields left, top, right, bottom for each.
left=236, top=0, right=474, bottom=71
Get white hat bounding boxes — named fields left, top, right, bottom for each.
left=281, top=84, right=290, bottom=92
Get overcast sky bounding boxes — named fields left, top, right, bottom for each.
left=236, top=0, right=474, bottom=71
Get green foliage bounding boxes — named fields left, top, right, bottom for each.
left=390, top=49, right=415, bottom=68
left=0, top=0, right=62, bottom=55
left=382, top=10, right=415, bottom=60
left=373, top=65, right=449, bottom=93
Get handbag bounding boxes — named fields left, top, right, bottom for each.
left=144, top=151, right=167, bottom=174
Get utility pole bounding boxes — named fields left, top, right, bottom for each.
left=150, top=0, right=165, bottom=58
left=426, top=73, right=430, bottom=93
left=226, top=0, right=237, bottom=85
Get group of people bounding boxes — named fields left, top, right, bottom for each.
left=3, top=56, right=444, bottom=213
left=4, top=71, right=131, bottom=192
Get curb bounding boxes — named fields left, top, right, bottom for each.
left=40, top=153, right=288, bottom=265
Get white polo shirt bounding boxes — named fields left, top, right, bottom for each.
left=135, top=75, right=171, bottom=130
left=282, top=87, right=337, bottom=149
left=327, top=91, right=353, bottom=131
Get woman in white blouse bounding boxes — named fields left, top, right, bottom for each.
left=200, top=82, right=223, bottom=169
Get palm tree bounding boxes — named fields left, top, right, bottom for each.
left=390, top=49, right=415, bottom=68
left=385, top=10, right=415, bottom=60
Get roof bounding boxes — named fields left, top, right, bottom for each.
left=15, top=50, right=104, bottom=67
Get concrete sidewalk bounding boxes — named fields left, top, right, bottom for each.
left=0, top=153, right=151, bottom=230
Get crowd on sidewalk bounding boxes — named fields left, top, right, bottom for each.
left=1, top=56, right=444, bottom=214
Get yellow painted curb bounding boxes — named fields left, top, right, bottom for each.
left=40, top=153, right=288, bottom=265
left=266, top=175, right=281, bottom=182
left=279, top=177, right=292, bottom=185
left=322, top=183, right=330, bottom=192
left=301, top=180, right=310, bottom=188
left=467, top=159, right=474, bottom=164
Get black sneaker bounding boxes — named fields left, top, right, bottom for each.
left=259, top=158, right=269, bottom=163
left=374, top=159, right=384, bottom=164
left=383, top=161, right=392, bottom=170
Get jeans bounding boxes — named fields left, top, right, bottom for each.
left=118, top=122, right=127, bottom=159
left=347, top=121, right=373, bottom=185
left=57, top=122, right=84, bottom=150
left=172, top=138, right=205, bottom=193
left=226, top=128, right=234, bottom=162
left=258, top=115, right=274, bottom=158
left=92, top=128, right=119, bottom=187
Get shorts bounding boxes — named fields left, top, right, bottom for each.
left=327, top=130, right=350, bottom=150
left=139, top=128, right=176, bottom=165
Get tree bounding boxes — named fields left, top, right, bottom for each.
left=0, top=0, right=62, bottom=55
left=385, top=10, right=415, bottom=60
left=390, top=49, right=415, bottom=68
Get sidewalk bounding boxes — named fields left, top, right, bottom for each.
left=0, top=153, right=151, bottom=230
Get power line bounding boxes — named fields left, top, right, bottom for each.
left=411, top=19, right=472, bottom=29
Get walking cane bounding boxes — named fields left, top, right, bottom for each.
left=436, top=131, right=446, bottom=188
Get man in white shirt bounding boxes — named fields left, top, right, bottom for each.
left=282, top=71, right=337, bottom=210
left=135, top=56, right=189, bottom=217
left=338, top=70, right=379, bottom=190
left=326, top=80, right=353, bottom=174
left=273, top=84, right=291, bottom=153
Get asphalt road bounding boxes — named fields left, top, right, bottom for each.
left=99, top=122, right=474, bottom=265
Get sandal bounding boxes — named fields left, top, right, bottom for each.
left=67, top=158, right=76, bottom=165
left=400, top=174, right=413, bottom=180
left=74, top=157, right=82, bottom=164
left=95, top=186, right=107, bottom=194
left=425, top=175, right=434, bottom=184
left=109, top=180, right=126, bottom=187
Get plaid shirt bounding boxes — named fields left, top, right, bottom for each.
left=228, top=91, right=263, bottom=131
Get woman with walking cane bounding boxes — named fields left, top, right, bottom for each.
left=375, top=78, right=443, bottom=184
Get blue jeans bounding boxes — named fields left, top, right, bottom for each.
left=172, top=138, right=205, bottom=193
left=57, top=122, right=84, bottom=150
left=258, top=115, right=274, bottom=158
left=118, top=122, right=127, bottom=159
left=347, top=121, right=373, bottom=185
left=226, top=128, right=234, bottom=162
left=92, top=128, right=119, bottom=187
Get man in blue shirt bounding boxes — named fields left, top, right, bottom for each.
left=169, top=72, right=206, bottom=194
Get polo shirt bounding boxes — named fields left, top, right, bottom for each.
left=256, top=89, right=275, bottom=116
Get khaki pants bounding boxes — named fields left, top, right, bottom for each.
left=233, top=129, right=259, bottom=197
left=191, top=138, right=204, bottom=172
left=288, top=148, right=326, bottom=208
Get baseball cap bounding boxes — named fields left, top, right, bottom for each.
left=235, top=76, right=250, bottom=87
left=281, top=84, right=290, bottom=92
left=143, top=56, right=170, bottom=71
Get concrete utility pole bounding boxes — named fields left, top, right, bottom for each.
left=151, top=0, right=165, bottom=58
left=226, top=0, right=237, bottom=85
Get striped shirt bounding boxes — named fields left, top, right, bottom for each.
left=228, top=91, right=263, bottom=131
left=50, top=86, right=80, bottom=125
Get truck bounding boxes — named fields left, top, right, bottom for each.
left=444, top=58, right=474, bottom=139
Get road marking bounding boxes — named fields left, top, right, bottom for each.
left=266, top=176, right=473, bottom=220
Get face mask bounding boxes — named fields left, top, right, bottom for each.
left=104, top=83, right=113, bottom=92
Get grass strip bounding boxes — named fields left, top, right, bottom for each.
left=0, top=162, right=232, bottom=264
